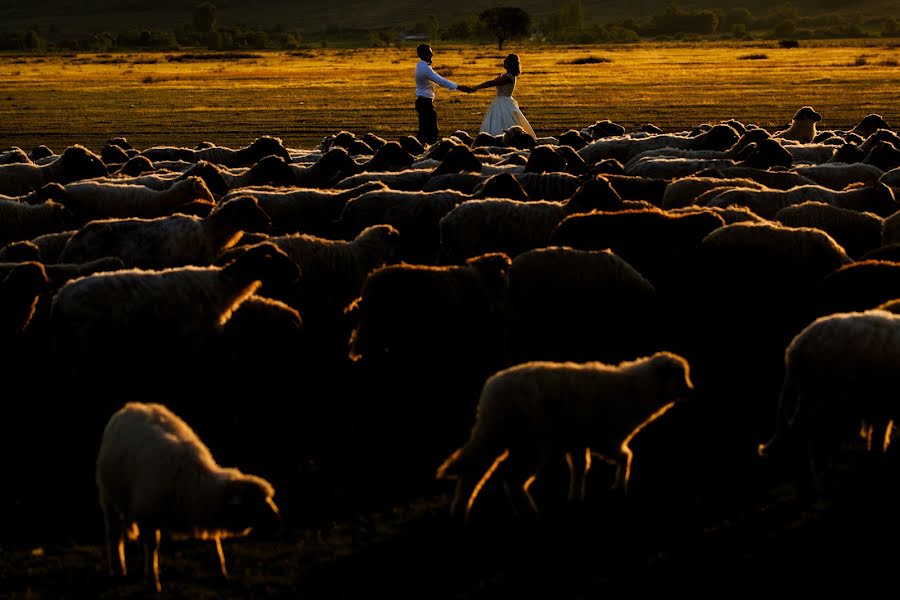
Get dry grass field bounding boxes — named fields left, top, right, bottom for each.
left=2, top=39, right=900, bottom=599
left=1, top=39, right=898, bottom=152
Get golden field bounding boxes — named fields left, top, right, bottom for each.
left=0, top=39, right=898, bottom=153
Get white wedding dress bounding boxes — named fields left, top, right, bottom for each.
left=479, top=75, right=535, bottom=137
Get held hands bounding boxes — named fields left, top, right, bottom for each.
left=458, top=84, right=476, bottom=93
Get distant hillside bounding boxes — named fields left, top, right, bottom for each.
left=1, top=0, right=896, bottom=37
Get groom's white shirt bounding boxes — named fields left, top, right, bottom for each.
left=415, top=59, right=458, bottom=99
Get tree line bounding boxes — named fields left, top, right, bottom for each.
left=2, top=1, right=898, bottom=52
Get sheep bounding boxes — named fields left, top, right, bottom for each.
left=681, top=221, right=852, bottom=440
left=333, top=168, right=434, bottom=192
left=49, top=241, right=301, bottom=382
left=0, top=198, right=74, bottom=247
left=601, top=173, right=668, bottom=205
left=141, top=135, right=291, bottom=168
left=578, top=123, right=740, bottom=165
left=422, top=172, right=487, bottom=194
left=471, top=172, right=530, bottom=200
left=14, top=230, right=77, bottom=263
left=549, top=206, right=725, bottom=298
left=438, top=174, right=623, bottom=264
left=757, top=309, right=900, bottom=499
left=774, top=106, right=822, bottom=144
left=95, top=161, right=229, bottom=198
left=292, top=147, right=363, bottom=188
left=774, top=201, right=884, bottom=259
left=791, top=162, right=884, bottom=190
left=57, top=195, right=271, bottom=269
left=0, top=145, right=107, bottom=196
left=661, top=176, right=766, bottom=209
left=698, top=166, right=817, bottom=190
left=0, top=147, right=30, bottom=165
left=513, top=172, right=582, bottom=201
left=218, top=224, right=400, bottom=358
left=503, top=246, right=664, bottom=367
left=815, top=259, right=900, bottom=318
left=669, top=204, right=768, bottom=225
left=703, top=181, right=898, bottom=219
left=435, top=351, right=694, bottom=520
left=0, top=261, right=49, bottom=338
left=95, top=401, right=281, bottom=592
left=862, top=140, right=900, bottom=172
left=851, top=113, right=892, bottom=138
left=346, top=252, right=511, bottom=372
left=50, top=176, right=216, bottom=222
left=337, top=188, right=468, bottom=264
left=222, top=181, right=386, bottom=237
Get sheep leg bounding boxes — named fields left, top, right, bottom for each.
left=102, top=509, right=126, bottom=577
left=498, top=450, right=540, bottom=518
left=214, top=536, right=228, bottom=578
left=612, top=444, right=634, bottom=496
left=140, top=526, right=162, bottom=592
left=566, top=449, right=591, bottom=502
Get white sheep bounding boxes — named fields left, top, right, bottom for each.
left=774, top=106, right=822, bottom=144
left=0, top=145, right=107, bottom=196
left=704, top=181, right=897, bottom=219
left=791, top=162, right=885, bottom=190
left=757, top=309, right=900, bottom=499
left=96, top=401, right=281, bottom=592
left=49, top=241, right=301, bottom=377
left=661, top=176, right=766, bottom=209
left=221, top=180, right=386, bottom=236
left=57, top=195, right=271, bottom=269
left=436, top=351, right=694, bottom=520
left=52, top=175, right=215, bottom=221
left=0, top=198, right=74, bottom=247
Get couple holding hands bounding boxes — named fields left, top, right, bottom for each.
left=414, top=43, right=536, bottom=144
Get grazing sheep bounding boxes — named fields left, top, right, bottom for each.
left=815, top=259, right=900, bottom=317
left=549, top=206, right=725, bottom=297
left=774, top=201, right=884, bottom=259
left=96, top=401, right=281, bottom=592
left=219, top=224, right=400, bottom=354
left=0, top=147, right=30, bottom=165
left=699, top=166, right=817, bottom=190
left=513, top=172, right=582, bottom=201
left=578, top=123, right=740, bottom=165
left=704, top=181, right=897, bottom=219
left=503, top=246, right=663, bottom=366
left=347, top=252, right=511, bottom=371
left=0, top=198, right=74, bottom=247
left=0, top=145, right=107, bottom=196
left=471, top=172, right=530, bottom=200
left=333, top=169, right=434, bottom=192
left=337, top=188, right=468, bottom=264
left=791, top=162, right=885, bottom=190
left=436, top=351, right=694, bottom=520
left=223, top=181, right=386, bottom=237
left=57, top=195, right=271, bottom=269
left=438, top=174, right=623, bottom=263
left=851, top=114, right=892, bottom=138
left=774, top=106, right=822, bottom=144
left=0, top=261, right=49, bottom=338
left=757, top=309, right=900, bottom=498
left=669, top=204, right=768, bottom=225
left=50, top=176, right=216, bottom=222
left=602, top=173, right=668, bottom=205
left=661, top=176, right=765, bottom=209
left=15, top=230, right=77, bottom=263
left=50, top=241, right=301, bottom=381
left=142, top=135, right=291, bottom=168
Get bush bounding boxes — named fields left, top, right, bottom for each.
left=778, top=38, right=800, bottom=48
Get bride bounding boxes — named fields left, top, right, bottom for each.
left=471, top=53, right=536, bottom=137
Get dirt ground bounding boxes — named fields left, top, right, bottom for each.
left=4, top=441, right=900, bottom=600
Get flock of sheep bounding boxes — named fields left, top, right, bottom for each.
left=3, top=104, right=900, bottom=592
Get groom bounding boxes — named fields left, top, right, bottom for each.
left=415, top=43, right=471, bottom=145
